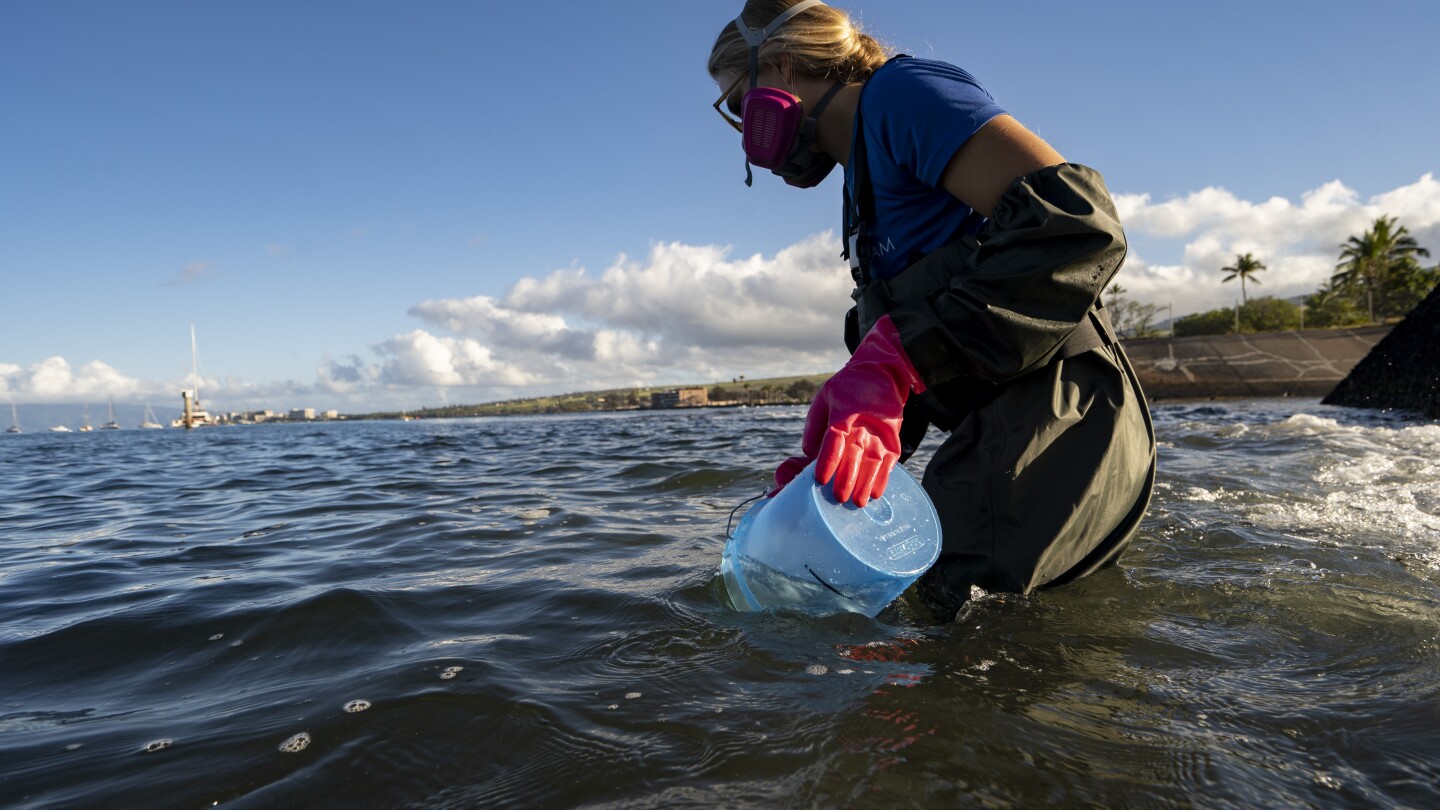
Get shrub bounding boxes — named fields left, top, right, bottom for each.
left=1173, top=308, right=1235, bottom=337
left=1239, top=296, right=1302, bottom=332
left=1303, top=291, right=1367, bottom=328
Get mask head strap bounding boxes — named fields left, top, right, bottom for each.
left=734, top=0, right=827, bottom=79
left=732, top=1, right=826, bottom=186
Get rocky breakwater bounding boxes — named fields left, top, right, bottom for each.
left=1323, top=283, right=1440, bottom=418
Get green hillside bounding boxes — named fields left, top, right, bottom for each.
left=357, top=373, right=833, bottom=419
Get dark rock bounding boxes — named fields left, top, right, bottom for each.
left=1322, top=283, right=1440, bottom=418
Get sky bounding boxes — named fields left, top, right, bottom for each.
left=3, top=0, right=1438, bottom=416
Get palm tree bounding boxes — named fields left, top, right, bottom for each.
left=1333, top=215, right=1431, bottom=323
left=1220, top=253, right=1266, bottom=304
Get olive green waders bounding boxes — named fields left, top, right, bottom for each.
left=848, top=163, right=1157, bottom=615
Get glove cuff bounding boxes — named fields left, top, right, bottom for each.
left=863, top=315, right=928, bottom=395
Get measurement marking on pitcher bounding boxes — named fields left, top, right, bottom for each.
left=887, top=535, right=925, bottom=560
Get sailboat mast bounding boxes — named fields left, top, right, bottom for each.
left=191, top=323, right=201, bottom=412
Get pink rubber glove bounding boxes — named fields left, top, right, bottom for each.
left=772, top=315, right=927, bottom=507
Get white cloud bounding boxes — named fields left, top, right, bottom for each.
left=1113, top=173, right=1440, bottom=314
left=371, top=330, right=542, bottom=388
left=0, top=356, right=313, bottom=412
left=347, top=234, right=858, bottom=401
left=500, top=235, right=853, bottom=354
left=1, top=357, right=143, bottom=402
left=161, top=261, right=216, bottom=287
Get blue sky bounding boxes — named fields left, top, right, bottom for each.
left=3, top=0, right=1438, bottom=415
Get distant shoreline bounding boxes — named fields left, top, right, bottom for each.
left=11, top=326, right=1388, bottom=431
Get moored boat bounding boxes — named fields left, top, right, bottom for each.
left=100, top=398, right=122, bottom=430
left=175, top=325, right=220, bottom=429
left=139, top=403, right=165, bottom=429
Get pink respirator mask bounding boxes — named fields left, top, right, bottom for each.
left=731, top=0, right=841, bottom=188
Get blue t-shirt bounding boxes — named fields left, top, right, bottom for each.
left=846, top=56, right=1007, bottom=280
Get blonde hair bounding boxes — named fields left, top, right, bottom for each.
left=707, top=1, right=891, bottom=85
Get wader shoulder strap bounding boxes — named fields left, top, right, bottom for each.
left=842, top=90, right=875, bottom=286
left=843, top=57, right=913, bottom=286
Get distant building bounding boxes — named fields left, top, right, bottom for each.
left=650, top=387, right=709, bottom=409
left=323, top=409, right=339, bottom=420
left=289, top=408, right=316, bottom=421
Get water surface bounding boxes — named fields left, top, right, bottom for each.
left=1, top=400, right=1437, bottom=807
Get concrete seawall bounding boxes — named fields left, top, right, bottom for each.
left=1122, top=326, right=1392, bottom=400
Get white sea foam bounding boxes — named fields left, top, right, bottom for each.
left=1246, top=416, right=1440, bottom=566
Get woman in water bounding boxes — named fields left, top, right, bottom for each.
left=708, top=0, right=1156, bottom=616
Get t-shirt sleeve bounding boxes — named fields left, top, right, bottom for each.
left=865, top=60, right=1008, bottom=188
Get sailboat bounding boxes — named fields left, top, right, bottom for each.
left=100, top=398, right=122, bottom=430
left=139, top=403, right=165, bottom=430
left=173, top=324, right=219, bottom=429
left=7, top=403, right=22, bottom=434
left=79, top=405, right=94, bottom=432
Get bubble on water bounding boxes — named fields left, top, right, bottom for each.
left=278, top=732, right=311, bottom=753
left=142, top=738, right=174, bottom=753
left=625, top=692, right=641, bottom=700
left=229, top=640, right=244, bottom=648
left=209, top=634, right=224, bottom=641
left=65, top=743, right=83, bottom=751
left=805, top=664, right=828, bottom=675
left=343, top=699, right=371, bottom=713
left=607, top=704, right=619, bottom=710
left=837, top=669, right=854, bottom=675
left=440, top=666, right=463, bottom=680
left=973, top=660, right=995, bottom=672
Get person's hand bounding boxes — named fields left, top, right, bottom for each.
left=771, top=315, right=926, bottom=506
left=771, top=453, right=810, bottom=495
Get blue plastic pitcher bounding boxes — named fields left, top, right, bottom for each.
left=721, top=460, right=941, bottom=616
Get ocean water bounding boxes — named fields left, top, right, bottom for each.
left=1, top=400, right=1438, bottom=808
